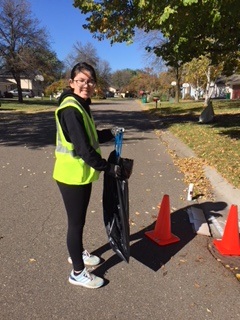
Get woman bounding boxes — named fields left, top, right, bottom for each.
left=53, top=62, right=121, bottom=289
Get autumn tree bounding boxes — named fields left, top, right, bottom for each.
left=126, top=70, right=160, bottom=96
left=111, top=69, right=137, bottom=92
left=44, top=79, right=69, bottom=97
left=73, top=0, right=240, bottom=102
left=158, top=70, right=176, bottom=100
left=0, top=0, right=61, bottom=102
left=182, top=56, right=223, bottom=102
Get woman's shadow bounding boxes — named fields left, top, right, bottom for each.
left=93, top=201, right=227, bottom=278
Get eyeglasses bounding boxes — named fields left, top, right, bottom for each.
left=73, top=79, right=96, bottom=87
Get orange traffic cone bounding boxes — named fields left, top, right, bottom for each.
left=145, top=194, right=180, bottom=246
left=213, top=205, right=240, bottom=255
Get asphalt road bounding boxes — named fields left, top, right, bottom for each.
left=1, top=99, right=239, bottom=320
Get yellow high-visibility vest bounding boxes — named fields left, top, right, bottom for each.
left=53, top=97, right=101, bottom=185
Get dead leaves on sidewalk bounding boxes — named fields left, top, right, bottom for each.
left=156, top=143, right=214, bottom=201
left=167, top=149, right=215, bottom=201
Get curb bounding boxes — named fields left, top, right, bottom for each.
left=140, top=101, right=240, bottom=277
left=208, top=241, right=240, bottom=282
left=155, top=129, right=240, bottom=236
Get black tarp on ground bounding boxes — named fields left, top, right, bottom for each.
left=103, top=150, right=133, bottom=263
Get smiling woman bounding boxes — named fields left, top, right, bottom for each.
left=68, top=64, right=96, bottom=100
left=52, top=61, right=122, bottom=289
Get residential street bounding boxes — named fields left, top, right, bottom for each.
left=1, top=99, right=239, bottom=320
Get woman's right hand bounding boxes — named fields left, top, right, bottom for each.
left=106, top=163, right=121, bottom=179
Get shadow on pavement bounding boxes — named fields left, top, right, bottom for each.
left=0, top=111, right=56, bottom=148
left=94, top=207, right=193, bottom=275
left=129, top=208, right=194, bottom=271
left=0, top=107, right=162, bottom=149
left=94, top=201, right=228, bottom=279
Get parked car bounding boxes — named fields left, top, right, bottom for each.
left=7, top=89, right=34, bottom=98
left=4, top=91, right=13, bottom=98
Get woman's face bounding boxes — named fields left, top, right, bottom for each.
left=69, top=70, right=96, bottom=100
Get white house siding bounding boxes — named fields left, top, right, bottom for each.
left=0, top=77, right=33, bottom=95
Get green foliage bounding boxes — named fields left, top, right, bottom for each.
left=182, top=56, right=223, bottom=90
left=111, top=69, right=138, bottom=91
left=73, top=0, right=240, bottom=74
left=34, top=49, right=64, bottom=85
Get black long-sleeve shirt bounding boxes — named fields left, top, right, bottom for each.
left=57, top=91, right=114, bottom=172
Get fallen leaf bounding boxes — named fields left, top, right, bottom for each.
left=235, top=274, right=240, bottom=281
left=179, top=259, right=187, bottom=263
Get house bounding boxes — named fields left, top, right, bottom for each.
left=0, top=78, right=13, bottom=97
left=225, top=74, right=240, bottom=99
left=0, top=74, right=43, bottom=97
left=182, top=74, right=240, bottom=100
left=214, top=74, right=240, bottom=99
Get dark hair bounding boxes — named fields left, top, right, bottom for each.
left=70, top=62, right=97, bottom=83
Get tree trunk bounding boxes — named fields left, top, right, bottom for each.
left=204, top=66, right=212, bottom=107
left=174, top=66, right=180, bottom=103
left=13, top=73, right=23, bottom=103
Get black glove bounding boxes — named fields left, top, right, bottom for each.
left=106, top=163, right=121, bottom=179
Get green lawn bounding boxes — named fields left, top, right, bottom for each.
left=145, top=99, right=240, bottom=190
left=0, top=97, right=58, bottom=112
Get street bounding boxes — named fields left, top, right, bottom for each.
left=0, top=99, right=239, bottom=320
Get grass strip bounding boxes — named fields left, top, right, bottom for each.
left=146, top=99, right=240, bottom=190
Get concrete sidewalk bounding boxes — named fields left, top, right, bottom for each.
left=0, top=99, right=239, bottom=320
left=159, top=129, right=240, bottom=239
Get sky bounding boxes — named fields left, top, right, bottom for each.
left=29, top=0, right=148, bottom=72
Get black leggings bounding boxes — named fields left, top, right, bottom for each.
left=57, top=181, right=92, bottom=271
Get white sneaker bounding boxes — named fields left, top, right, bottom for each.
left=68, top=250, right=101, bottom=266
left=69, top=268, right=104, bottom=288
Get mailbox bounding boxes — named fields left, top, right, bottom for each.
left=153, top=96, right=160, bottom=108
